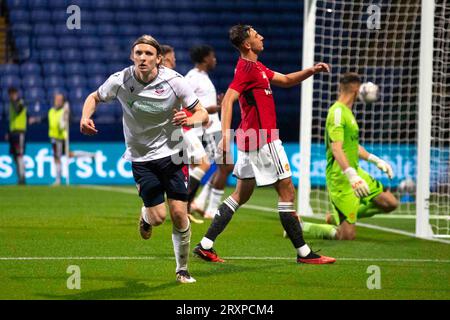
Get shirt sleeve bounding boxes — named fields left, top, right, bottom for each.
left=229, top=66, right=251, bottom=94
left=170, top=76, right=199, bottom=110
left=327, top=107, right=345, bottom=142
left=262, top=65, right=275, bottom=80
left=97, top=72, right=122, bottom=102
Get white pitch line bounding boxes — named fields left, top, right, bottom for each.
left=0, top=256, right=449, bottom=263
left=79, top=185, right=450, bottom=245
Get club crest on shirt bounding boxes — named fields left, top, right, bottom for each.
left=154, top=84, right=165, bottom=95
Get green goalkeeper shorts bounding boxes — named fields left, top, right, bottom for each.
left=328, top=168, right=384, bottom=225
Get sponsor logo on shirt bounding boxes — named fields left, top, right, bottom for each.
left=127, top=99, right=165, bottom=113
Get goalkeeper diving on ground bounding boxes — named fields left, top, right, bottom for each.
left=294, top=72, right=399, bottom=240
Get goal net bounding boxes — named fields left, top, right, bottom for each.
left=299, top=0, right=450, bottom=238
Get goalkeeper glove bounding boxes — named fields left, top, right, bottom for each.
left=368, top=154, right=394, bottom=179
left=344, top=167, right=370, bottom=198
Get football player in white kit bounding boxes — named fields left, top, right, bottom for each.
left=80, top=35, right=209, bottom=284
left=185, top=45, right=234, bottom=219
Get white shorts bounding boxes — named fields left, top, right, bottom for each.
left=233, top=139, right=292, bottom=186
left=183, top=129, right=206, bottom=164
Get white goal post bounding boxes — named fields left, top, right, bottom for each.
left=298, top=0, right=450, bottom=239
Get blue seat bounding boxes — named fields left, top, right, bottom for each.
left=7, top=0, right=29, bottom=9
left=22, top=75, right=43, bottom=88
left=33, top=23, right=54, bottom=36
left=64, top=48, right=82, bottom=62
left=66, top=75, right=86, bottom=88
left=30, top=10, right=50, bottom=23
left=95, top=103, right=117, bottom=124
left=0, top=64, right=20, bottom=75
left=88, top=63, right=107, bottom=76
left=44, top=76, right=65, bottom=89
left=138, top=23, right=158, bottom=36
left=109, top=51, right=126, bottom=63
left=1, top=75, right=21, bottom=88
left=83, top=49, right=104, bottom=62
left=65, top=63, right=85, bottom=76
left=78, top=24, right=96, bottom=36
left=94, top=11, right=114, bottom=23
left=100, top=36, right=121, bottom=49
left=20, top=63, right=41, bottom=76
left=114, top=11, right=135, bottom=23
left=10, top=23, right=31, bottom=36
left=87, top=74, right=106, bottom=90
left=68, top=87, right=89, bottom=102
left=79, top=36, right=99, bottom=48
left=46, top=87, right=67, bottom=101
left=9, top=10, right=29, bottom=23
left=29, top=0, right=48, bottom=9
left=51, top=10, right=68, bottom=23
left=39, top=49, right=61, bottom=62
left=36, top=36, right=57, bottom=49
left=42, top=63, right=64, bottom=76
left=96, top=24, right=116, bottom=36
left=157, top=12, right=177, bottom=24
left=58, top=36, right=78, bottom=48
left=118, top=25, right=139, bottom=36
left=25, top=87, right=46, bottom=102
left=91, top=0, right=113, bottom=10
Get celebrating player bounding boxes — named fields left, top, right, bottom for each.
left=80, top=35, right=208, bottom=283
left=193, top=24, right=335, bottom=264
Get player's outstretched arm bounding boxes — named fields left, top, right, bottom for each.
left=80, top=91, right=100, bottom=136
left=270, top=62, right=330, bottom=88
left=332, top=141, right=370, bottom=198
left=173, top=102, right=209, bottom=127
left=359, top=145, right=394, bottom=179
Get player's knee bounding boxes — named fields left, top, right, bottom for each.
left=337, top=226, right=356, bottom=240
left=383, top=196, right=399, bottom=213
left=151, top=214, right=166, bottom=226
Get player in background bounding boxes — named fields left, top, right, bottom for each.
left=186, top=45, right=234, bottom=220
left=161, top=44, right=209, bottom=224
left=6, top=87, right=27, bottom=185
left=193, top=24, right=335, bottom=264
left=80, top=35, right=208, bottom=283
left=312, top=72, right=398, bottom=240
left=48, top=93, right=95, bottom=185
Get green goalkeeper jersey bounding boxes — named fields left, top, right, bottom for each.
left=325, top=101, right=359, bottom=185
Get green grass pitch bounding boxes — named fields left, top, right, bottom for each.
left=0, top=185, right=449, bottom=300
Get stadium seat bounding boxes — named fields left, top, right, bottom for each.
left=24, top=87, right=46, bottom=102
left=79, top=36, right=99, bottom=48
left=6, top=0, right=28, bottom=9
left=44, top=76, right=65, bottom=89
left=37, top=36, right=58, bottom=49
left=20, top=63, right=42, bottom=76
left=58, top=36, right=78, bottom=49
left=91, top=0, right=113, bottom=10
left=0, top=64, right=20, bottom=75
left=96, top=24, right=116, bottom=36
left=34, top=23, right=54, bottom=36
left=46, top=87, right=67, bottom=101
left=87, top=75, right=106, bottom=90
left=10, top=23, right=31, bottom=36
left=68, top=87, right=89, bottom=101
left=1, top=75, right=21, bottom=88
left=51, top=10, right=68, bottom=23
left=64, top=63, right=85, bottom=76
left=95, top=103, right=117, bottom=124
left=21, top=75, right=43, bottom=88
left=30, top=10, right=51, bottom=23
left=28, top=0, right=48, bottom=9
left=9, top=10, right=29, bottom=24
left=66, top=75, right=86, bottom=88
left=118, top=25, right=139, bottom=37
left=39, top=49, right=61, bottom=62
left=42, top=63, right=64, bottom=76
left=100, top=36, right=121, bottom=49
left=93, top=11, right=114, bottom=23
left=65, top=48, right=82, bottom=62
left=114, top=11, right=135, bottom=23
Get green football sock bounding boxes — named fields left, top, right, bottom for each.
left=302, top=222, right=337, bottom=240
left=357, top=201, right=382, bottom=219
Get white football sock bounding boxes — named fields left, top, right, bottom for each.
left=200, top=237, right=214, bottom=250
left=172, top=221, right=191, bottom=273
left=205, top=188, right=224, bottom=215
left=190, top=167, right=206, bottom=181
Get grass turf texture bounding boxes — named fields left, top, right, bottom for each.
left=0, top=185, right=449, bottom=300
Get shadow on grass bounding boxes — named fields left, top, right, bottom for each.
left=10, top=262, right=282, bottom=300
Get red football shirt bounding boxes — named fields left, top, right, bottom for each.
left=229, top=57, right=279, bottom=151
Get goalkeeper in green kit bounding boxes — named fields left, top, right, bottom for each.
left=302, top=72, right=398, bottom=240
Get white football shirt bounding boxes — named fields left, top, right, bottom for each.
left=97, top=66, right=199, bottom=162
left=185, top=68, right=221, bottom=135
